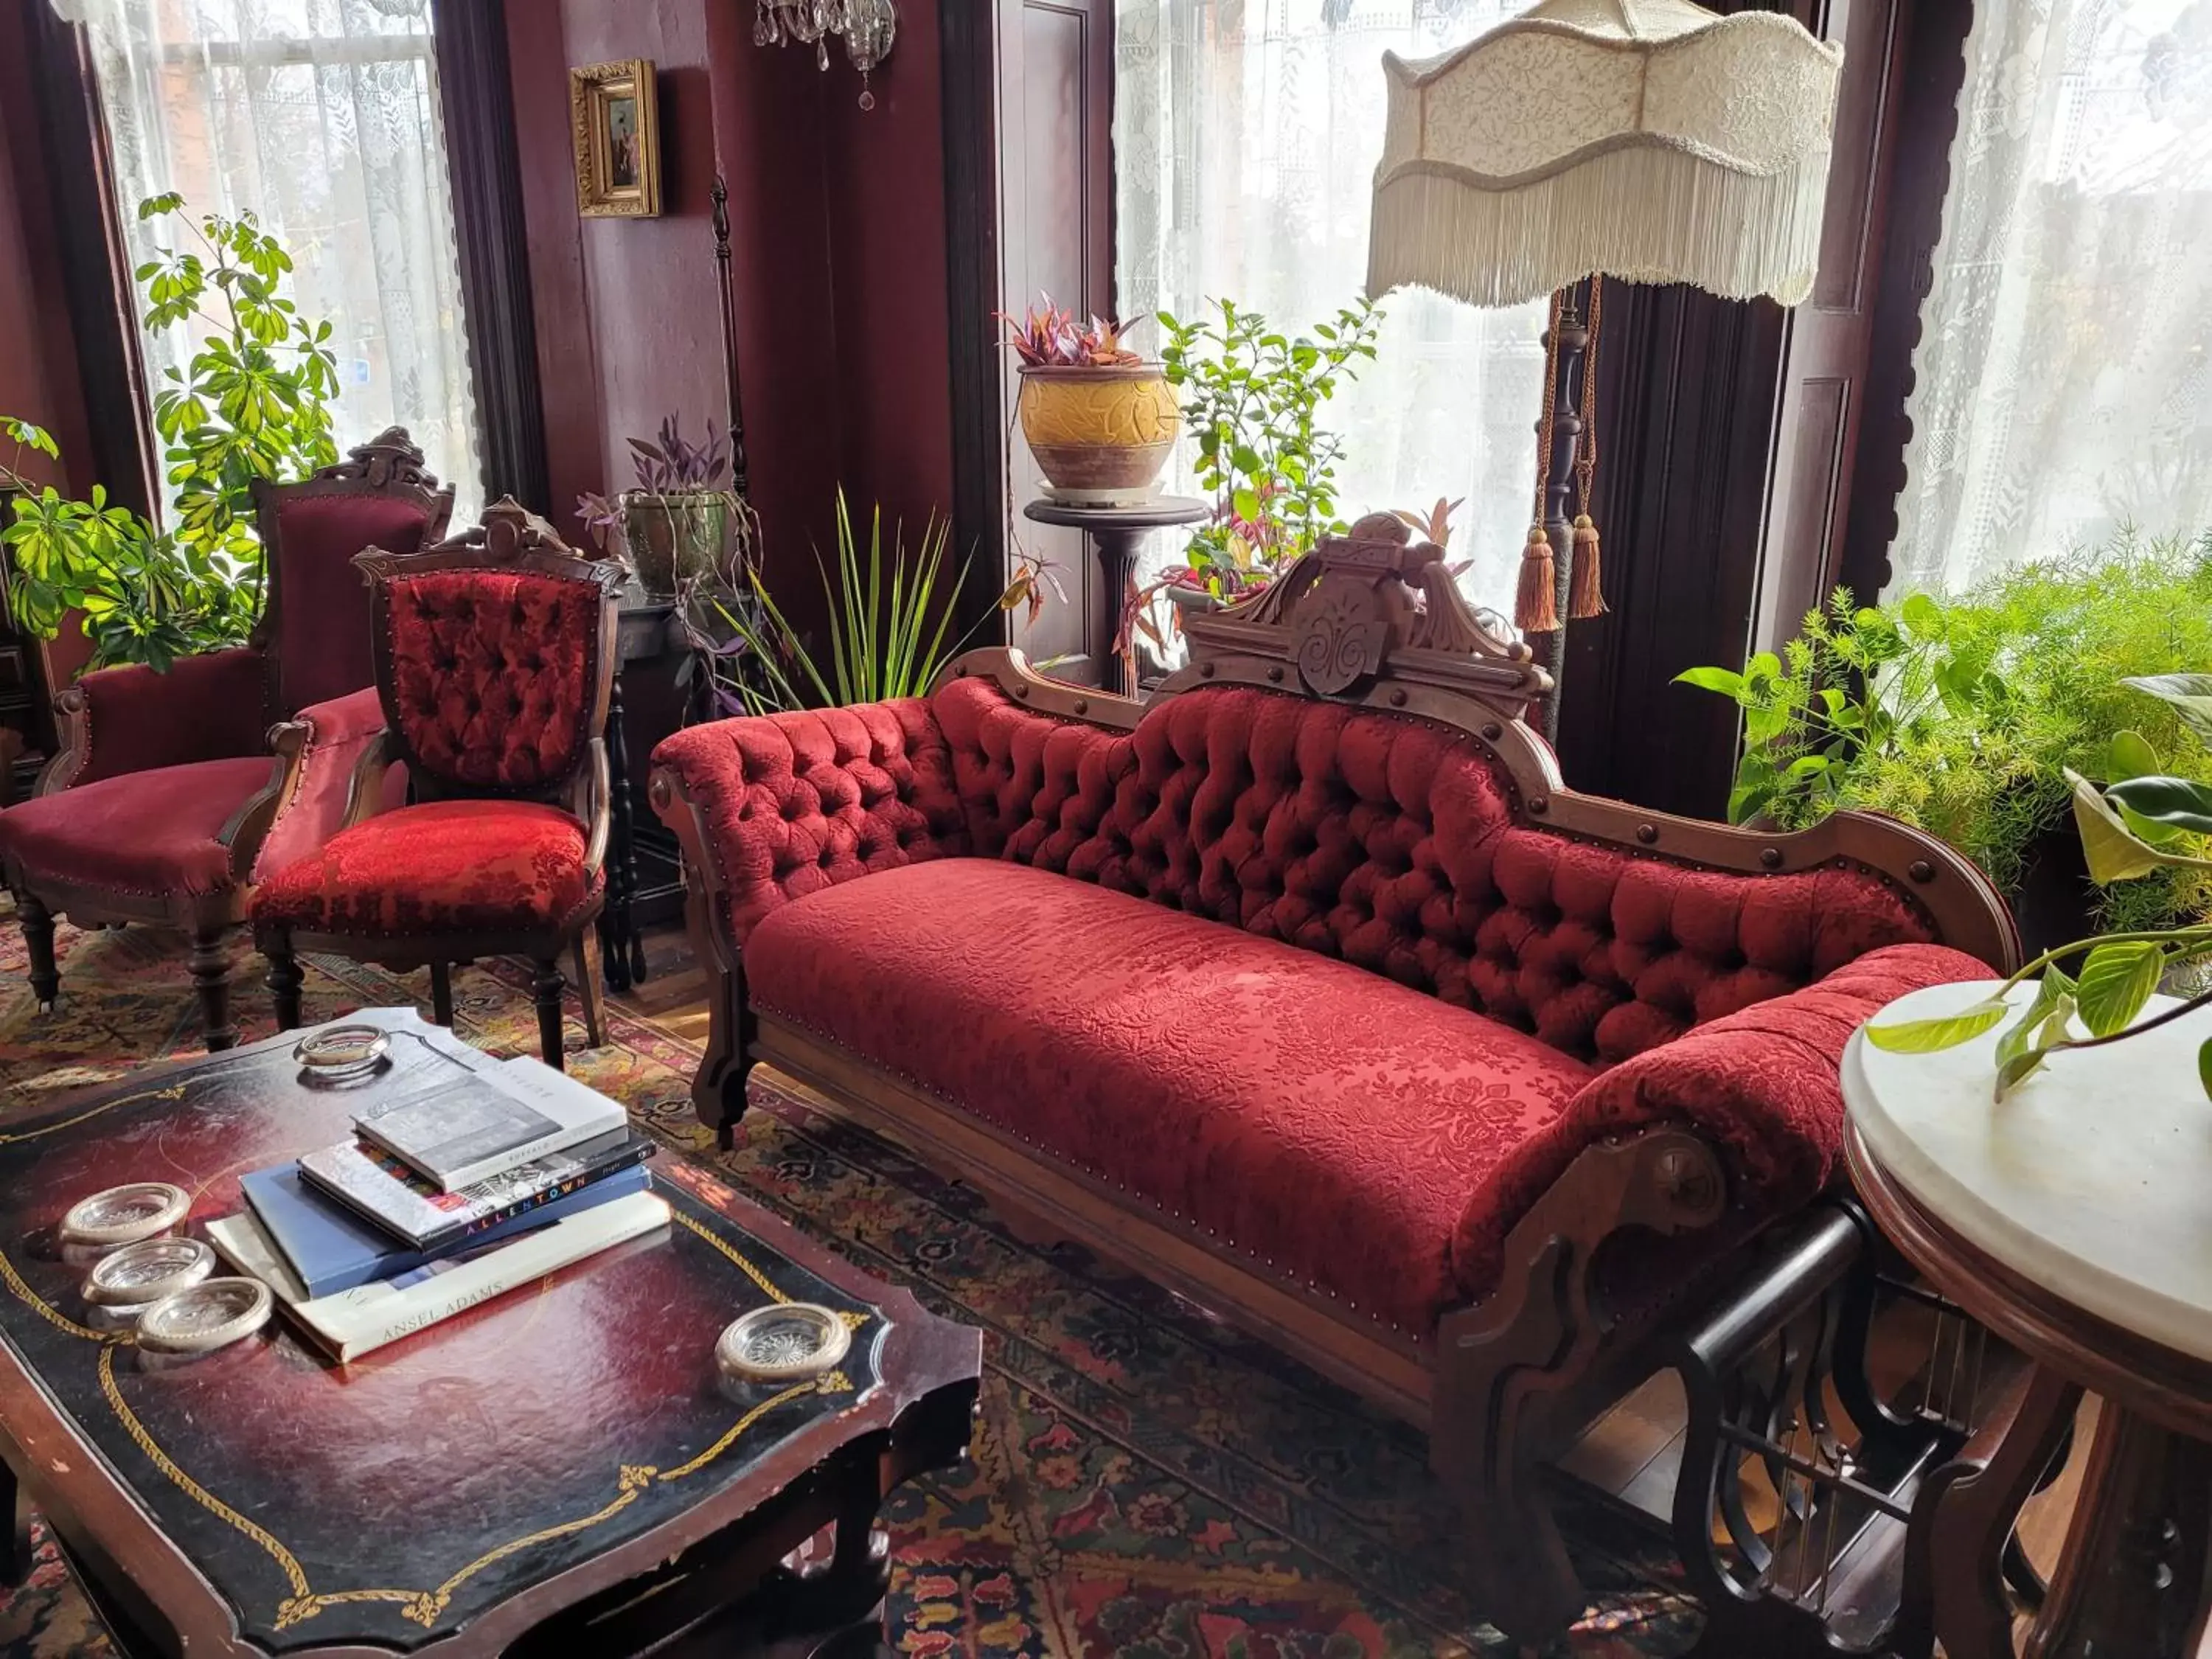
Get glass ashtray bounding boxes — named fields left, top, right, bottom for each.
left=716, top=1303, right=851, bottom=1383
left=294, top=1024, right=392, bottom=1081
left=60, top=1183, right=189, bottom=1248
left=83, top=1236, right=215, bottom=1310
left=136, top=1278, right=272, bottom=1354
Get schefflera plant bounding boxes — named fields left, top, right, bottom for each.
left=1867, top=673, right=2212, bottom=1098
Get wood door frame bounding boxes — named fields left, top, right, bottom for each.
left=941, top=0, right=1007, bottom=647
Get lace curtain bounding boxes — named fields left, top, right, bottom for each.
left=49, top=0, right=484, bottom=521
left=1890, top=0, right=2212, bottom=594
left=1115, top=0, right=1547, bottom=613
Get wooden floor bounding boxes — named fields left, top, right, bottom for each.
left=614, top=919, right=2092, bottom=1651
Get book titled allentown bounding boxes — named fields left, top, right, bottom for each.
left=207, top=1190, right=672, bottom=1363
left=351, top=1052, right=627, bottom=1191
left=297, top=1127, right=655, bottom=1253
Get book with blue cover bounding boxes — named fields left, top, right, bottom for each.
left=243, top=1155, right=652, bottom=1299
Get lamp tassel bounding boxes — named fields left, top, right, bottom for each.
left=1514, top=525, right=1559, bottom=633
left=1568, top=513, right=1607, bottom=618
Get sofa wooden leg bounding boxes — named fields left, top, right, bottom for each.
left=428, top=959, right=454, bottom=1026
left=530, top=956, right=566, bottom=1071
left=16, top=892, right=58, bottom=1012
left=265, top=943, right=305, bottom=1032
left=189, top=927, right=238, bottom=1052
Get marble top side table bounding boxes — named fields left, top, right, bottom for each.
left=1846, top=978, right=2212, bottom=1658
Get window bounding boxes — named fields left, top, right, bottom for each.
left=57, top=0, right=484, bottom=521
left=1114, top=0, right=1547, bottom=613
left=1891, top=0, right=2212, bottom=594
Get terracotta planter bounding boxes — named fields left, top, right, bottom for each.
left=1016, top=363, right=1178, bottom=503
left=618, top=488, right=731, bottom=599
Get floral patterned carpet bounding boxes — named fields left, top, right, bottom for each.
left=0, top=914, right=1701, bottom=1658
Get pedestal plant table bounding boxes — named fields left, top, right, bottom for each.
left=1846, top=981, right=2212, bottom=1658
left=1021, top=495, right=1206, bottom=696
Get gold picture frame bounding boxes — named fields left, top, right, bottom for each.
left=569, top=59, right=661, bottom=219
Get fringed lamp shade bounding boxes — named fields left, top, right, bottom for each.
left=1367, top=0, right=1843, bottom=308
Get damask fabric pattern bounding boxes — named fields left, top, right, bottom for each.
left=57, top=647, right=270, bottom=787
left=51, top=0, right=484, bottom=520
left=1891, top=0, right=2212, bottom=591
left=743, top=859, right=1597, bottom=1335
left=1113, top=0, right=1549, bottom=615
left=383, top=571, right=597, bottom=790
left=269, top=494, right=442, bottom=717
left=251, top=799, right=596, bottom=936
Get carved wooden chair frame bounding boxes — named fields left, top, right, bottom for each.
left=254, top=500, right=622, bottom=1067
left=653, top=517, right=2020, bottom=1644
left=5, top=431, right=451, bottom=1050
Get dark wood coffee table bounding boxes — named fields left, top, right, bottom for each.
left=0, top=1009, right=982, bottom=1657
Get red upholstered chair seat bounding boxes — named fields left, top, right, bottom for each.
left=0, top=758, right=274, bottom=896
left=742, top=858, right=1599, bottom=1335
left=253, top=800, right=598, bottom=936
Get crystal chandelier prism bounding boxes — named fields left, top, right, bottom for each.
left=754, top=0, right=897, bottom=109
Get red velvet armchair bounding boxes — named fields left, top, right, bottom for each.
left=650, top=520, right=2020, bottom=1644
left=0, top=431, right=452, bottom=1049
left=252, top=500, right=622, bottom=1070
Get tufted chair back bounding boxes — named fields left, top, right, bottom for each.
left=929, top=675, right=1944, bottom=1068
left=360, top=501, right=622, bottom=801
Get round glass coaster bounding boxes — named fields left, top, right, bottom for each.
left=60, top=1183, right=189, bottom=1248
left=294, top=1024, right=391, bottom=1081
left=136, top=1278, right=272, bottom=1354
left=83, top=1236, right=215, bottom=1310
left=716, top=1303, right=852, bottom=1383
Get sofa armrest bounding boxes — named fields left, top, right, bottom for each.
left=41, top=647, right=271, bottom=793
left=649, top=700, right=970, bottom=944
left=1451, top=941, right=1993, bottom=1301
left=243, top=687, right=396, bottom=884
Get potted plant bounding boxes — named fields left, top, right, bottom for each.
left=1003, top=300, right=1179, bottom=505
left=1156, top=296, right=1383, bottom=608
left=1866, top=671, right=2212, bottom=1099
left=578, top=416, right=740, bottom=600
left=1676, top=532, right=2212, bottom=946
left=0, top=197, right=341, bottom=672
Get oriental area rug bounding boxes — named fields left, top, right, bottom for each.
left=0, top=915, right=1700, bottom=1658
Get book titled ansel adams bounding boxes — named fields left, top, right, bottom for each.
left=351, top=1054, right=627, bottom=1191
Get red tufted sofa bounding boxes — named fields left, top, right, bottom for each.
left=650, top=530, right=2016, bottom=1641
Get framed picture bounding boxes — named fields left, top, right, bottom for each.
left=569, top=59, right=661, bottom=218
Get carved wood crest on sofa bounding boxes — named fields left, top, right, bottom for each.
left=648, top=515, right=2018, bottom=1644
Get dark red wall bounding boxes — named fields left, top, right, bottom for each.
left=511, top=0, right=956, bottom=632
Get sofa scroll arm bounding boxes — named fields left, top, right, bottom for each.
left=1431, top=1125, right=1729, bottom=1644
left=650, top=764, right=755, bottom=1147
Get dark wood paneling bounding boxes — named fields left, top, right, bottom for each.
left=1756, top=0, right=1915, bottom=643
left=1838, top=0, right=1976, bottom=605
left=995, top=0, right=1113, bottom=683
left=941, top=0, right=1006, bottom=645
left=432, top=0, right=544, bottom=512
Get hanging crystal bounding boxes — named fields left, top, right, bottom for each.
left=755, top=0, right=896, bottom=105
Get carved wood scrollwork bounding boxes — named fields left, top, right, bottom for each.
left=1180, top=513, right=1552, bottom=711
left=325, top=428, right=439, bottom=493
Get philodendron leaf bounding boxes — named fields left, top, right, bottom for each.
left=2104, top=728, right=2162, bottom=784
left=1863, top=998, right=2008, bottom=1053
left=2123, top=674, right=2212, bottom=749
left=1995, top=970, right=2073, bottom=1069
left=1996, top=991, right=2079, bottom=1099
left=2104, top=775, right=2212, bottom=837
left=2200, top=1035, right=2212, bottom=1105
left=2065, top=769, right=2212, bottom=883
left=2075, top=939, right=2164, bottom=1037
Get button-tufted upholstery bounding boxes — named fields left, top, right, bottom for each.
left=383, top=570, right=600, bottom=790
left=653, top=674, right=1993, bottom=1330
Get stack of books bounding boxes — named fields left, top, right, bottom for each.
left=209, top=1027, right=665, bottom=1361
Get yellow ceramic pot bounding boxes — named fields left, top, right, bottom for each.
left=1016, top=364, right=1179, bottom=500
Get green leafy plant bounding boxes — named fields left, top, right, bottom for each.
left=1157, top=296, right=1382, bottom=596
left=136, top=192, right=339, bottom=582
left=1865, top=673, right=2212, bottom=1100
left=0, top=198, right=340, bottom=671
left=1677, top=532, right=2212, bottom=929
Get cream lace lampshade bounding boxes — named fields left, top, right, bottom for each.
left=1367, top=0, right=1844, bottom=309
left=1366, top=0, right=1842, bottom=667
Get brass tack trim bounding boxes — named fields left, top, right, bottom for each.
left=1759, top=847, right=1782, bottom=869
left=1908, top=859, right=1935, bottom=882
left=1635, top=824, right=1658, bottom=845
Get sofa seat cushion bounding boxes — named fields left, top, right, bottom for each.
left=252, top=800, right=597, bottom=937
left=744, top=858, right=1599, bottom=1337
left=0, top=757, right=274, bottom=897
